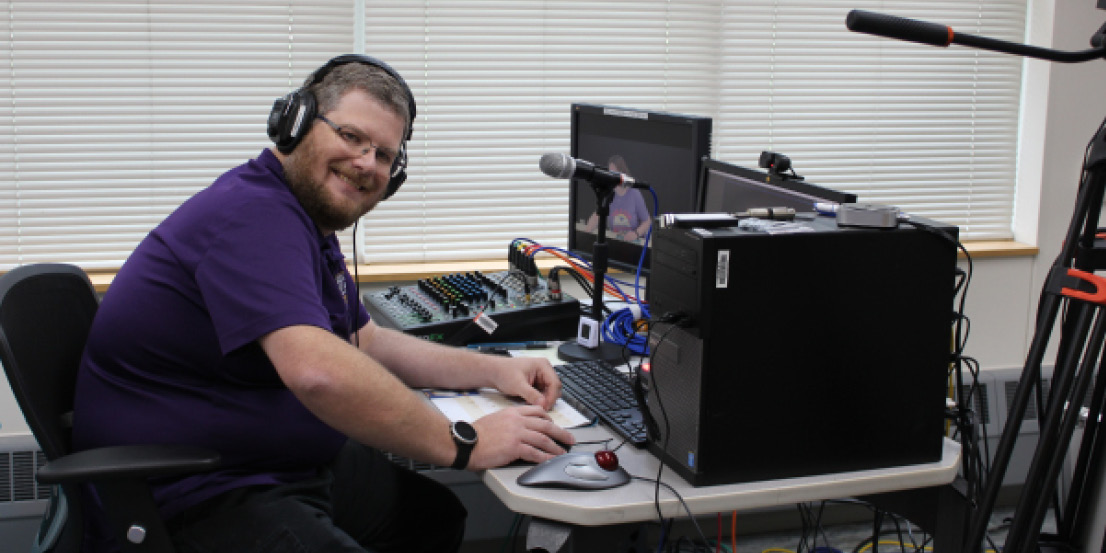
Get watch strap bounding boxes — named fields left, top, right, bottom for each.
left=450, top=421, right=477, bottom=470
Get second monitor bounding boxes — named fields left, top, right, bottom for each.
left=569, top=103, right=712, bottom=274
left=698, top=157, right=857, bottom=213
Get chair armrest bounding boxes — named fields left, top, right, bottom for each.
left=37, top=445, right=221, bottom=484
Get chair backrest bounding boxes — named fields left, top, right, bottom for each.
left=0, top=264, right=98, bottom=552
left=0, top=263, right=99, bottom=462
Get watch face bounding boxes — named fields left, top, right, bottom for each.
left=453, top=421, right=477, bottom=444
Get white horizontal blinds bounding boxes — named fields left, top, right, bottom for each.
left=0, top=7, right=15, bottom=266
left=0, top=1, right=352, bottom=270
left=0, top=1, right=1030, bottom=271
left=359, top=1, right=719, bottom=263
left=714, top=1, right=1026, bottom=239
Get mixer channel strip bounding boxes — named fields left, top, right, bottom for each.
left=362, top=270, right=579, bottom=345
left=555, top=359, right=648, bottom=447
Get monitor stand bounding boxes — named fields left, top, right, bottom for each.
left=558, top=186, right=626, bottom=365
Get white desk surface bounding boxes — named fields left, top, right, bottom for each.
left=483, top=424, right=961, bottom=527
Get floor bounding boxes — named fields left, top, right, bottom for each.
left=462, top=503, right=1046, bottom=553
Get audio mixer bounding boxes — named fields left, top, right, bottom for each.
left=362, top=270, right=580, bottom=345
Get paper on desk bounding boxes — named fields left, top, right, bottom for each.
left=425, top=388, right=590, bottom=428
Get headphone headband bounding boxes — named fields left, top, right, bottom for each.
left=305, top=54, right=416, bottom=140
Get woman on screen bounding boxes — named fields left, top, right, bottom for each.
left=584, top=154, right=651, bottom=244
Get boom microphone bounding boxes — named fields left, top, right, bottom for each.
left=846, top=9, right=1106, bottom=63
left=539, top=153, right=637, bottom=189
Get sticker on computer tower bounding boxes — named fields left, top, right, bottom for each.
left=716, top=250, right=730, bottom=288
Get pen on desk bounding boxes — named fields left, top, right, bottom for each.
left=467, top=341, right=554, bottom=351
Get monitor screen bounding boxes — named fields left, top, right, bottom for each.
left=697, top=158, right=857, bottom=213
left=568, top=103, right=712, bottom=274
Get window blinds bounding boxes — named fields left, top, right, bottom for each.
left=0, top=1, right=1028, bottom=270
left=1, top=0, right=352, bottom=270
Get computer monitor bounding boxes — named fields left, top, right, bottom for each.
left=697, top=157, right=857, bottom=213
left=568, top=103, right=712, bottom=274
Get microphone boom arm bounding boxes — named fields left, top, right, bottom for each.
left=846, top=9, right=1106, bottom=63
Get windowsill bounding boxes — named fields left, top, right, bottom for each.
left=960, top=240, right=1038, bottom=259
left=80, top=240, right=1037, bottom=293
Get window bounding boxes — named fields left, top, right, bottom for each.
left=0, top=1, right=1028, bottom=270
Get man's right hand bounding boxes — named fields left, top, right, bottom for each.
left=466, top=405, right=575, bottom=470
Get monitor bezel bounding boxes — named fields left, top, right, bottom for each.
left=567, top=103, right=712, bottom=275
left=695, top=157, right=858, bottom=213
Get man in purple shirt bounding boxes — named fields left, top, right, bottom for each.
left=73, top=55, right=574, bottom=553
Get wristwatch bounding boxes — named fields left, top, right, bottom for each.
left=449, top=421, right=478, bottom=470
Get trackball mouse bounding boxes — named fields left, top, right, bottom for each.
left=517, top=451, right=630, bottom=490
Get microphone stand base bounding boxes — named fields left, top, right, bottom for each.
left=556, top=341, right=626, bottom=365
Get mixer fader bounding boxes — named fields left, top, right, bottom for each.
left=363, top=270, right=579, bottom=344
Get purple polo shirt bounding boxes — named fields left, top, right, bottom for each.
left=72, top=149, right=369, bottom=519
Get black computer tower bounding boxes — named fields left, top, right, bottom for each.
left=644, top=216, right=958, bottom=486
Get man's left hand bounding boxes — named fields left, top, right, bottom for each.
left=491, top=356, right=561, bottom=411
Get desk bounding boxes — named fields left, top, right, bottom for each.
left=485, top=425, right=961, bottom=526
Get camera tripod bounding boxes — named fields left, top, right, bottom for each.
left=847, top=9, right=1106, bottom=553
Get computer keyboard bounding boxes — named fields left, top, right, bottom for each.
left=555, top=359, right=648, bottom=447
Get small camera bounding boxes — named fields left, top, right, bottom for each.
left=759, top=151, right=791, bottom=174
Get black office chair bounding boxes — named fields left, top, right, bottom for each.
left=0, top=263, right=220, bottom=553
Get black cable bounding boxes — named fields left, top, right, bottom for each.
left=902, top=218, right=989, bottom=501
left=638, top=319, right=682, bottom=551
left=649, top=323, right=679, bottom=520
left=629, top=476, right=711, bottom=549
left=351, top=220, right=361, bottom=348
left=500, top=514, right=521, bottom=553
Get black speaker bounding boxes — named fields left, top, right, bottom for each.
left=267, top=54, right=417, bottom=199
left=645, top=216, right=958, bottom=486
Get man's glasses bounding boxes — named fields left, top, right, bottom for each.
left=316, top=114, right=399, bottom=168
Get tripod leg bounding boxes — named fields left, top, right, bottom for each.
left=1005, top=304, right=1106, bottom=553
left=1059, top=347, right=1106, bottom=538
left=964, top=294, right=1063, bottom=552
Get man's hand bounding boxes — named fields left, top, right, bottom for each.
left=467, top=405, right=575, bottom=469
left=490, top=356, right=562, bottom=411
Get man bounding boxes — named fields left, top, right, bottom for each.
left=73, top=55, right=574, bottom=553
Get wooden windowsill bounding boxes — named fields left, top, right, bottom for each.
left=80, top=239, right=1036, bottom=293
left=960, top=240, right=1038, bottom=259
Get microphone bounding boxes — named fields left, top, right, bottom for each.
left=846, top=9, right=1106, bottom=63
left=539, top=153, right=636, bottom=189
left=845, top=10, right=952, bottom=47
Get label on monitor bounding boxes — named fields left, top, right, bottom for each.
left=716, top=250, right=730, bottom=288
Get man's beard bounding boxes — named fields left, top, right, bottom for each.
left=282, top=139, right=375, bottom=232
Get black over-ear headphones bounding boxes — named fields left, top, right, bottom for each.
left=267, top=54, right=417, bottom=199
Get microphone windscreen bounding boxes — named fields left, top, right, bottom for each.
left=539, top=153, right=575, bottom=179
left=846, top=10, right=952, bottom=47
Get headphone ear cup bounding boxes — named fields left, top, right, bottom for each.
left=268, top=90, right=317, bottom=154
left=382, top=145, right=408, bottom=200
left=384, top=170, right=406, bottom=200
